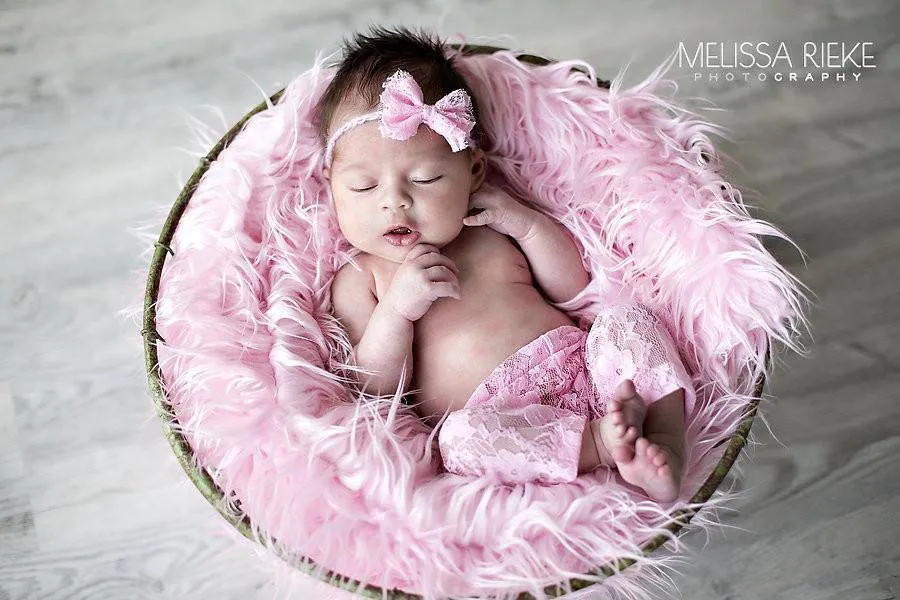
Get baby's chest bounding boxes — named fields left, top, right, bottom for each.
left=448, top=228, right=532, bottom=288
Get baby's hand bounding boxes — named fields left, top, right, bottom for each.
left=383, top=244, right=460, bottom=322
left=463, top=184, right=539, bottom=241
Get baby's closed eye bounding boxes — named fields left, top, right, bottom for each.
left=413, top=175, right=443, bottom=184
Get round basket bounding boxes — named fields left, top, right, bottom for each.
left=141, top=44, right=768, bottom=598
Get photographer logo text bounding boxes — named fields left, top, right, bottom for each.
left=678, top=41, right=876, bottom=84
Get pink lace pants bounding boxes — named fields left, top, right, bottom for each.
left=439, top=304, right=696, bottom=484
left=467, top=303, right=695, bottom=418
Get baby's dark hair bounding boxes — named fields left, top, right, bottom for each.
left=315, top=26, right=484, bottom=146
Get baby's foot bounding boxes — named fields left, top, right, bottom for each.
left=598, top=380, right=646, bottom=463
left=617, top=436, right=683, bottom=503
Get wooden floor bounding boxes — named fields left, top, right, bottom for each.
left=1, top=1, right=898, bottom=598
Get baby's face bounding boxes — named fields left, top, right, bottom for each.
left=324, top=100, right=485, bottom=263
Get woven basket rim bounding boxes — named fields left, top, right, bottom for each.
left=141, top=43, right=767, bottom=599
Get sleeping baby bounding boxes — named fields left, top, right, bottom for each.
left=320, top=27, right=696, bottom=502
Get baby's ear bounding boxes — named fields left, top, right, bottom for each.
left=469, top=148, right=486, bottom=192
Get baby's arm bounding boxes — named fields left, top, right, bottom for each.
left=515, top=211, right=590, bottom=303
left=331, top=245, right=460, bottom=396
left=464, top=185, right=589, bottom=303
left=331, top=262, right=413, bottom=395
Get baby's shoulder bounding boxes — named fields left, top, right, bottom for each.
left=332, top=254, right=376, bottom=294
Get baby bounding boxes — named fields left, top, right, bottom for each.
left=320, top=27, right=693, bottom=501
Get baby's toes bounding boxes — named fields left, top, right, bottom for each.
left=613, top=423, right=637, bottom=442
left=646, top=444, right=666, bottom=466
left=634, top=437, right=650, bottom=457
left=609, top=401, right=623, bottom=421
left=623, top=426, right=639, bottom=444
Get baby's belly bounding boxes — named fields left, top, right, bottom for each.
left=411, top=283, right=574, bottom=427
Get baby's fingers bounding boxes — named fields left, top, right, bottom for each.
left=429, top=280, right=461, bottom=300
left=404, top=243, right=440, bottom=262
left=462, top=208, right=498, bottom=227
left=424, top=265, right=458, bottom=283
left=415, top=251, right=458, bottom=274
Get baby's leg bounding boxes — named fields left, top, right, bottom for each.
left=615, top=388, right=686, bottom=502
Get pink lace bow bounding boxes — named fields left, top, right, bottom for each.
left=323, top=69, right=476, bottom=167
left=378, top=70, right=475, bottom=151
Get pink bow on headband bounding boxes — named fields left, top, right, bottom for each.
left=322, top=70, right=477, bottom=168
left=378, top=70, right=475, bottom=152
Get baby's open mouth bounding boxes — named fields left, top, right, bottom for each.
left=384, top=226, right=420, bottom=247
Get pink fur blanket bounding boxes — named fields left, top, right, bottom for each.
left=153, top=49, right=808, bottom=599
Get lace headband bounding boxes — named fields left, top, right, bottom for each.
left=323, top=69, right=477, bottom=168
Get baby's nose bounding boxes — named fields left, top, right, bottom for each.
left=380, top=189, right=412, bottom=210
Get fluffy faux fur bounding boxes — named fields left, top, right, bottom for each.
left=150, top=48, right=809, bottom=599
